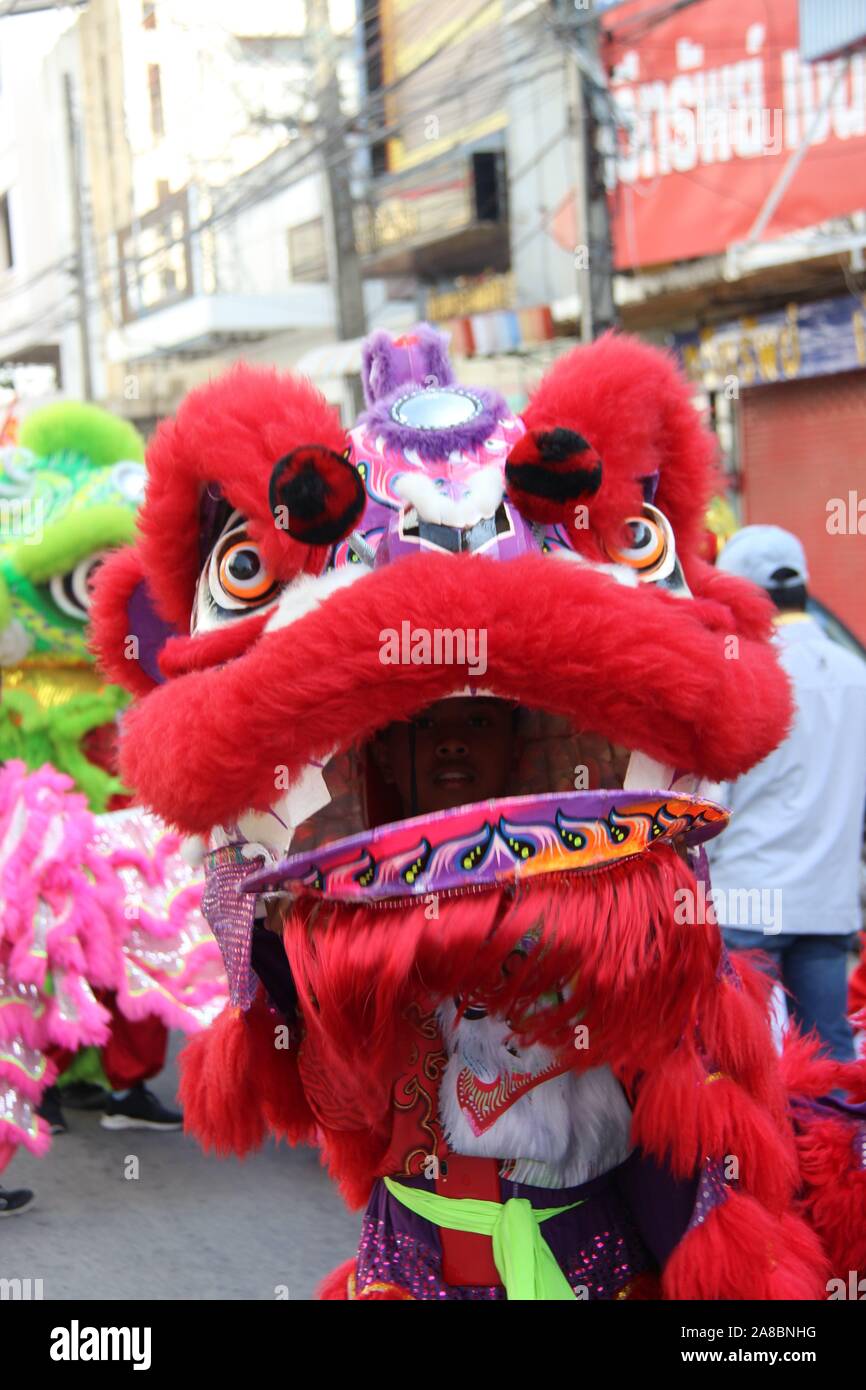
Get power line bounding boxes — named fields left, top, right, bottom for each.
left=1, top=38, right=550, bottom=337
left=2, top=21, right=544, bottom=320
left=0, top=0, right=781, bottom=316
left=22, top=0, right=505, bottom=274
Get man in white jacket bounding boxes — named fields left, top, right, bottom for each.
left=707, top=525, right=866, bottom=1062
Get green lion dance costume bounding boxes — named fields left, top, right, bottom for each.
left=0, top=403, right=226, bottom=1167
left=0, top=402, right=144, bottom=809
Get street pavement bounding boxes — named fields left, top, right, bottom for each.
left=0, top=1036, right=361, bottom=1301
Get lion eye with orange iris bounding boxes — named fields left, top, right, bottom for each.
left=210, top=527, right=278, bottom=611
left=606, top=515, right=667, bottom=575
left=602, top=502, right=691, bottom=595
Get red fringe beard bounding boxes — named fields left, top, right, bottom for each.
left=280, top=845, right=722, bottom=1125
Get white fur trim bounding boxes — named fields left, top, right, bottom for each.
left=264, top=563, right=365, bottom=635
left=393, top=464, right=504, bottom=528
left=551, top=548, right=640, bottom=588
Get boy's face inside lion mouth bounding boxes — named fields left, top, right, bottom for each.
left=374, top=697, right=518, bottom=816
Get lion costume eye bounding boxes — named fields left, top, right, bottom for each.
left=49, top=552, right=107, bottom=620
left=603, top=503, right=691, bottom=595
left=604, top=503, right=680, bottom=583
left=606, top=514, right=667, bottom=575
left=209, top=526, right=278, bottom=611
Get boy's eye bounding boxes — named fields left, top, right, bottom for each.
left=412, top=716, right=434, bottom=730
left=469, top=715, right=491, bottom=729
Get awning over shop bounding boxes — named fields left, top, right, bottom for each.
left=293, top=337, right=366, bottom=380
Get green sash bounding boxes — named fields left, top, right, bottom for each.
left=383, top=1175, right=584, bottom=1300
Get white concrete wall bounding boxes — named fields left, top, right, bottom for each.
left=116, top=0, right=359, bottom=222
left=214, top=170, right=324, bottom=296
left=503, top=0, right=580, bottom=309
left=0, top=11, right=94, bottom=400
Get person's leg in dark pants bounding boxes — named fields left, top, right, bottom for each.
left=722, top=929, right=788, bottom=979
left=780, top=935, right=856, bottom=1063
left=722, top=930, right=793, bottom=1048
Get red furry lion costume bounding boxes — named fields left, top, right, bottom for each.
left=91, top=328, right=866, bottom=1300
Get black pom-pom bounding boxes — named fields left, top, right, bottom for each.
left=505, top=427, right=603, bottom=524
left=268, top=445, right=365, bottom=546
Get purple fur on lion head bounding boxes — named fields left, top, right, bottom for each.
left=361, top=323, right=455, bottom=405
left=358, top=323, right=510, bottom=462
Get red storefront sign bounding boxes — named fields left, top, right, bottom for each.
left=552, top=0, right=866, bottom=269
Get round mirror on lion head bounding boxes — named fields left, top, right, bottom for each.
left=390, top=387, right=483, bottom=430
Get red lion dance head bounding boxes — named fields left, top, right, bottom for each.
left=92, top=328, right=865, bottom=1301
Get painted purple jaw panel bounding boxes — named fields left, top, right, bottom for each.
left=239, top=789, right=730, bottom=906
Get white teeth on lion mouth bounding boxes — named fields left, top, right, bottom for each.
left=623, top=752, right=722, bottom=804
left=670, top=772, right=724, bottom=803
left=225, top=761, right=334, bottom=862
left=623, top=750, right=675, bottom=791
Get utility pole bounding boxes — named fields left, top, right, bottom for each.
left=63, top=70, right=94, bottom=401
left=564, top=1, right=617, bottom=342
left=308, top=0, right=367, bottom=418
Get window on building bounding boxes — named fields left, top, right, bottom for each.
left=472, top=152, right=504, bottom=223
left=370, top=141, right=388, bottom=178
left=0, top=192, right=13, bottom=272
left=142, top=2, right=157, bottom=29
left=148, top=64, right=164, bottom=139
left=362, top=0, right=388, bottom=177
left=117, top=190, right=192, bottom=323
left=288, top=218, right=328, bottom=282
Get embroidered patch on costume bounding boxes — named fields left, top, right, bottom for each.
left=455, top=1056, right=573, bottom=1136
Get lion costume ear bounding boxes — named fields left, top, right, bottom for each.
left=89, top=546, right=180, bottom=695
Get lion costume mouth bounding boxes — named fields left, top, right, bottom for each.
left=108, top=543, right=787, bottom=839
left=253, top=829, right=723, bottom=1120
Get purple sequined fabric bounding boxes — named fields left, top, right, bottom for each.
left=201, top=848, right=264, bottom=1010
left=686, top=1158, right=730, bottom=1230
left=354, top=1165, right=653, bottom=1300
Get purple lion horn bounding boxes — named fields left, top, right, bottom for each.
left=361, top=322, right=456, bottom=406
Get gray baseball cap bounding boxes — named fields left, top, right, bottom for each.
left=716, top=525, right=809, bottom=591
